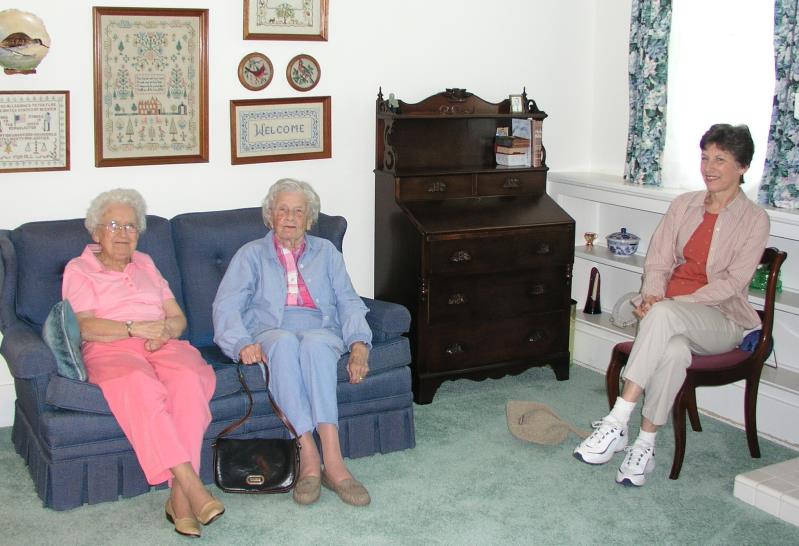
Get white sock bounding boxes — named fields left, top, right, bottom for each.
left=607, top=397, right=636, bottom=426
left=636, top=430, right=657, bottom=448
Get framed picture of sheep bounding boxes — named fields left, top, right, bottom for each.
left=244, top=0, right=328, bottom=41
left=92, top=7, right=209, bottom=167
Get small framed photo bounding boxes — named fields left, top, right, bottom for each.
left=286, top=54, right=321, bottom=92
left=509, top=94, right=524, bottom=114
left=0, top=90, right=70, bottom=172
left=238, top=52, right=274, bottom=91
left=244, top=0, right=328, bottom=41
left=92, top=7, right=209, bottom=167
left=230, top=96, right=331, bottom=165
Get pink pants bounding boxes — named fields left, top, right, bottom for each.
left=83, top=338, right=216, bottom=485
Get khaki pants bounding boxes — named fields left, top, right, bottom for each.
left=622, top=300, right=743, bottom=426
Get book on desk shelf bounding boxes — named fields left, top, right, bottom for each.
left=532, top=118, right=543, bottom=168
left=495, top=135, right=530, bottom=148
left=495, top=119, right=532, bottom=167
left=495, top=151, right=530, bottom=166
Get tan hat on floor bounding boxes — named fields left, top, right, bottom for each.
left=506, top=400, right=590, bottom=445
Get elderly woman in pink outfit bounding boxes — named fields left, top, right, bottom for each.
left=573, top=124, right=770, bottom=487
left=62, top=189, right=223, bottom=538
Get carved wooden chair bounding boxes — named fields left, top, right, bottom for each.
left=605, top=247, right=787, bottom=479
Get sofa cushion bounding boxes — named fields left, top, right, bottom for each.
left=171, top=207, right=347, bottom=348
left=10, top=215, right=182, bottom=332
left=42, top=300, right=87, bottom=381
left=45, top=360, right=244, bottom=415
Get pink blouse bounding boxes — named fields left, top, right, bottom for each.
left=62, top=244, right=174, bottom=322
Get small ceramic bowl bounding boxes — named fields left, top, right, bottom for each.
left=606, top=228, right=639, bottom=256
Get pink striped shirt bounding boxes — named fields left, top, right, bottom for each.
left=273, top=235, right=316, bottom=309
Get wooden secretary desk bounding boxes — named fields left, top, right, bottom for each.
left=373, top=88, right=575, bottom=403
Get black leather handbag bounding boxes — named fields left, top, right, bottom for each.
left=212, top=364, right=300, bottom=494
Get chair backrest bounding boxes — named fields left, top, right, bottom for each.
left=753, top=247, right=788, bottom=363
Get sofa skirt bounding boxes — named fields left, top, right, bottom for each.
left=12, top=367, right=415, bottom=510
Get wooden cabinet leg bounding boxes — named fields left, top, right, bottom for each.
left=551, top=356, right=570, bottom=381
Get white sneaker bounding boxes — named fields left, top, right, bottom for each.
left=616, top=442, right=656, bottom=486
left=573, top=419, right=628, bottom=465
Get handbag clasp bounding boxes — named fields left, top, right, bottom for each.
left=246, top=475, right=266, bottom=485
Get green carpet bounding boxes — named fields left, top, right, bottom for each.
left=2, top=365, right=797, bottom=545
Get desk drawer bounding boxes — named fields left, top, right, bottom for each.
left=476, top=171, right=545, bottom=196
left=398, top=175, right=472, bottom=201
left=427, top=227, right=572, bottom=275
left=426, top=270, right=568, bottom=324
left=420, top=311, right=569, bottom=373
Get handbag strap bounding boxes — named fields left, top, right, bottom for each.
left=215, top=363, right=299, bottom=441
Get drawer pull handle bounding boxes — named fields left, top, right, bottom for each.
left=535, top=243, right=551, bottom=255
left=528, top=331, right=546, bottom=343
left=529, top=283, right=546, bottom=296
left=445, top=343, right=465, bottom=355
left=503, top=177, right=521, bottom=189
left=427, top=180, right=448, bottom=193
left=449, top=250, right=472, bottom=263
left=448, top=293, right=466, bottom=305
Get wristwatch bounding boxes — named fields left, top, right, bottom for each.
left=125, top=320, right=133, bottom=337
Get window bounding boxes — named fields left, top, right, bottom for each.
left=661, top=0, right=774, bottom=193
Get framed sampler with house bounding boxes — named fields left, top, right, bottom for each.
left=92, top=7, right=209, bottom=167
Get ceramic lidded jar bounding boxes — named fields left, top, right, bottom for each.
left=606, top=227, right=640, bottom=257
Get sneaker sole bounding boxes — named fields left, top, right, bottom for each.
left=572, top=439, right=628, bottom=465
left=615, top=459, right=655, bottom=486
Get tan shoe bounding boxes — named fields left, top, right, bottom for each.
left=321, top=472, right=371, bottom=506
left=292, top=475, right=321, bottom=505
left=195, top=496, right=225, bottom=526
left=165, top=499, right=201, bottom=538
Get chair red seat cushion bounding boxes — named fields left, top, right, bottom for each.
left=614, top=340, right=751, bottom=371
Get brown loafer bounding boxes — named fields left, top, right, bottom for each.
left=321, top=472, right=371, bottom=506
left=292, top=475, right=321, bottom=505
left=165, top=499, right=201, bottom=538
left=196, top=496, right=225, bottom=526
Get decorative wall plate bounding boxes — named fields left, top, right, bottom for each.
left=286, top=54, right=320, bottom=92
left=0, top=9, right=51, bottom=74
left=238, top=52, right=273, bottom=91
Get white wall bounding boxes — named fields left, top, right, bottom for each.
left=0, top=0, right=632, bottom=426
left=588, top=0, right=631, bottom=175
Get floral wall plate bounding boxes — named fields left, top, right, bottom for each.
left=286, top=54, right=320, bottom=92
left=238, top=52, right=273, bottom=91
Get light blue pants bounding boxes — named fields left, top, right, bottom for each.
left=255, top=307, right=346, bottom=436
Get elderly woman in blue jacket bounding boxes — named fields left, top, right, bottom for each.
left=213, top=178, right=372, bottom=507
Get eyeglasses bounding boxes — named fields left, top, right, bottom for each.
left=99, top=221, right=139, bottom=234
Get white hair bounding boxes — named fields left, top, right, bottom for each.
left=261, top=178, right=321, bottom=228
left=84, top=188, right=147, bottom=234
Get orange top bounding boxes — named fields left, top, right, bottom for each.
left=665, top=212, right=718, bottom=298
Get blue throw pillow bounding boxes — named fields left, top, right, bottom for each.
left=42, top=300, right=87, bottom=381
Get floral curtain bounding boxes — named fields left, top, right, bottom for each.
left=623, top=0, right=672, bottom=187
left=760, top=0, right=799, bottom=209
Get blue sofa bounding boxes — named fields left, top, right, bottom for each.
left=0, top=207, right=415, bottom=510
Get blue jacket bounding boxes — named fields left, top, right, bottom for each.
left=212, top=232, right=371, bottom=362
